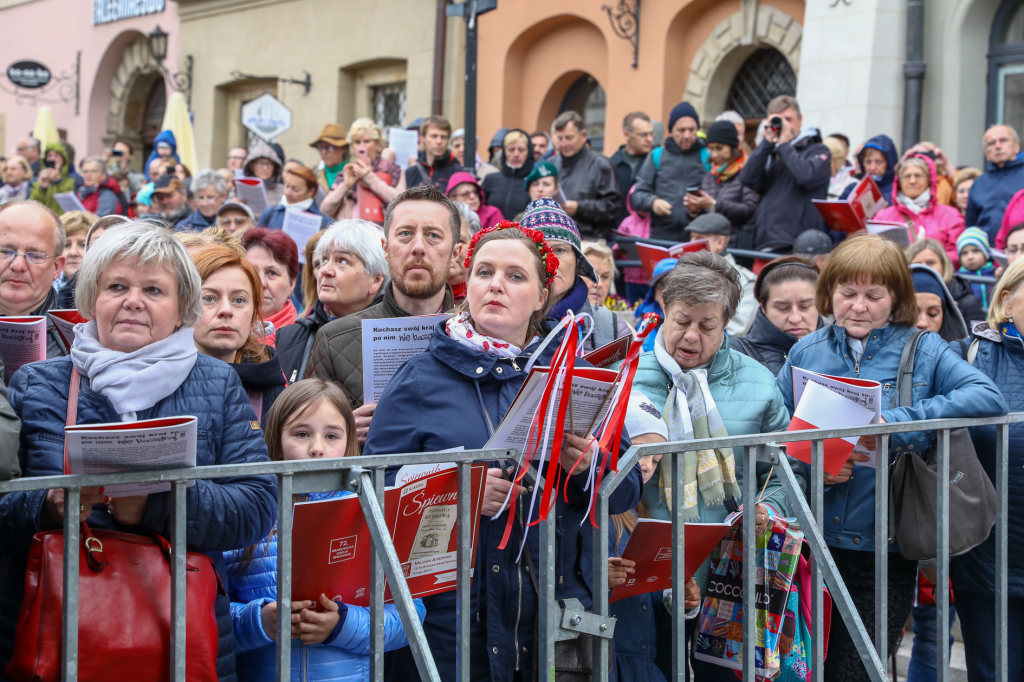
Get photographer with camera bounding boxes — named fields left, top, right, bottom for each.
left=102, top=139, right=145, bottom=195
left=738, top=95, right=831, bottom=256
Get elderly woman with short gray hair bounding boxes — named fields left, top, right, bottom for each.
left=177, top=168, right=229, bottom=231
left=0, top=222, right=276, bottom=679
left=275, top=219, right=388, bottom=382
left=628, top=250, right=807, bottom=679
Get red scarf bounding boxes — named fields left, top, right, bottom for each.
left=264, top=299, right=297, bottom=348
left=710, top=150, right=747, bottom=184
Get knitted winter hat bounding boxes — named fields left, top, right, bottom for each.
left=668, top=102, right=700, bottom=132
left=519, top=197, right=597, bottom=281
left=705, top=120, right=739, bottom=148
left=957, top=227, right=991, bottom=260
left=625, top=390, right=668, bottom=441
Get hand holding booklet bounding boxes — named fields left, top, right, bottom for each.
left=787, top=367, right=881, bottom=475
left=63, top=416, right=198, bottom=497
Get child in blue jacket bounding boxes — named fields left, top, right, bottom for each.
left=226, top=379, right=425, bottom=682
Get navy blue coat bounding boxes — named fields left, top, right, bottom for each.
left=176, top=207, right=218, bottom=232
left=0, top=355, right=277, bottom=682
left=258, top=202, right=332, bottom=231
left=609, top=523, right=666, bottom=682
left=965, top=154, right=1024, bottom=241
left=840, top=134, right=899, bottom=204
left=364, top=321, right=643, bottom=682
left=951, top=324, right=1024, bottom=597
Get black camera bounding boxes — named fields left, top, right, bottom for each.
left=770, top=116, right=783, bottom=133
left=43, top=160, right=55, bottom=169
left=111, top=149, right=123, bottom=157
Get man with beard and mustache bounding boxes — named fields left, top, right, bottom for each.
left=0, top=201, right=69, bottom=362
left=305, top=184, right=458, bottom=443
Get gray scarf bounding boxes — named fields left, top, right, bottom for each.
left=897, top=189, right=931, bottom=215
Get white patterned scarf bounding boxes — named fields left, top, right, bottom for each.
left=653, top=328, right=740, bottom=520
left=445, top=312, right=523, bottom=359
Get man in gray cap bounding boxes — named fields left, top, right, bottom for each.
left=792, top=228, right=833, bottom=268
left=215, top=200, right=256, bottom=237
left=688, top=212, right=757, bottom=335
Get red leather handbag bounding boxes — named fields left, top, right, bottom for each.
left=5, top=369, right=222, bottom=682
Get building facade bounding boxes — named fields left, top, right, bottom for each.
left=0, top=0, right=183, bottom=170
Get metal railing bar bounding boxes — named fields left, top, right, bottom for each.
left=62, top=487, right=80, bottom=682
left=369, top=468, right=385, bottom=682
left=996, top=422, right=1009, bottom=681
left=355, top=469, right=440, bottom=682
left=275, top=473, right=293, bottom=682
left=936, top=430, right=951, bottom=682
left=538, top=496, right=558, bottom=680
left=810, top=439, right=825, bottom=682
left=741, top=445, right=758, bottom=682
left=775, top=456, right=888, bottom=682
left=670, top=449, right=686, bottom=681
left=456, top=462, right=472, bottom=682
left=170, top=480, right=187, bottom=682
left=873, top=437, right=889, bottom=661
left=595, top=445, right=644, bottom=501
left=592, top=491, right=611, bottom=681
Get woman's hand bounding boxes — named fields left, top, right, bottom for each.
left=651, top=198, right=673, bottom=216
left=608, top=557, right=635, bottom=588
left=292, top=594, right=341, bottom=645
left=37, top=168, right=60, bottom=189
left=560, top=433, right=596, bottom=474
left=43, top=486, right=105, bottom=528
left=822, top=452, right=871, bottom=485
left=683, top=578, right=701, bottom=610
left=261, top=601, right=279, bottom=639
left=683, top=191, right=714, bottom=213
left=857, top=416, right=887, bottom=452
left=350, top=159, right=372, bottom=181
left=481, top=467, right=525, bottom=518
left=107, top=495, right=148, bottom=525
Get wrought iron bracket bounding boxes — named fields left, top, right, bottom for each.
left=157, top=55, right=193, bottom=109
left=0, top=51, right=81, bottom=114
left=603, top=0, right=641, bottom=68
left=229, top=70, right=312, bottom=96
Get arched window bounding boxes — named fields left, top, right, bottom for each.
left=559, top=75, right=606, bottom=152
left=988, top=0, right=1024, bottom=130
left=725, top=48, right=797, bottom=120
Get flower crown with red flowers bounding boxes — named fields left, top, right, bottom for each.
left=463, top=220, right=559, bottom=288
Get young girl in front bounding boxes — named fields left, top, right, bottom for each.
left=226, top=379, right=425, bottom=682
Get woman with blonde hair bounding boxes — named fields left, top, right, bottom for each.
left=480, top=128, right=536, bottom=220
left=777, top=233, right=1006, bottom=682
left=320, top=118, right=405, bottom=222
left=191, top=244, right=286, bottom=423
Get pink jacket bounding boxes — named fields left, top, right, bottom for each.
left=617, top=186, right=650, bottom=284
left=995, top=188, right=1024, bottom=249
left=873, top=154, right=965, bottom=265
left=445, top=171, right=504, bottom=231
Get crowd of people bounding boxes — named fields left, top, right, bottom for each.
left=0, top=93, right=1021, bottom=682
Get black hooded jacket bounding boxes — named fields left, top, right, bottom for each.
left=910, top=264, right=969, bottom=344
left=480, top=129, right=535, bottom=220
left=229, top=349, right=287, bottom=426
left=732, top=308, right=824, bottom=376
left=275, top=301, right=333, bottom=384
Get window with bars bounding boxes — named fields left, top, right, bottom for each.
left=372, top=82, right=407, bottom=130
left=725, top=48, right=797, bottom=119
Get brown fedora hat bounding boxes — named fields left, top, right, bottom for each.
left=309, top=123, right=348, bottom=148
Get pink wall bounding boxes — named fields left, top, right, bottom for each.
left=0, top=0, right=180, bottom=158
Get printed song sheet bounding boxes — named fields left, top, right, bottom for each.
left=791, top=367, right=881, bottom=469
left=361, top=315, right=449, bottom=403
left=0, top=316, right=47, bottom=379
left=234, top=177, right=268, bottom=216
left=282, top=209, right=323, bottom=263
left=54, top=192, right=86, bottom=213
left=388, top=128, right=419, bottom=170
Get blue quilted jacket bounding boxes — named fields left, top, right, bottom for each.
left=951, top=324, right=1024, bottom=597
left=0, top=355, right=277, bottom=682
left=777, top=324, right=1007, bottom=553
left=225, top=491, right=426, bottom=682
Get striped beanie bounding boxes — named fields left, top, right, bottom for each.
left=520, top=197, right=582, bottom=250
left=956, top=227, right=991, bottom=260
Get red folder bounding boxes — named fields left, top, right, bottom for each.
left=48, top=309, right=87, bottom=352
left=582, top=336, right=631, bottom=369
left=812, top=176, right=886, bottom=233
left=609, top=518, right=732, bottom=604
left=291, top=464, right=487, bottom=606
left=357, top=172, right=392, bottom=223
left=635, top=240, right=708, bottom=281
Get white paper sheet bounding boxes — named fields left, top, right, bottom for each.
left=234, top=177, right=268, bottom=216
left=64, top=417, right=198, bottom=497
left=0, top=316, right=47, bottom=378
left=388, top=128, right=419, bottom=171
left=361, top=315, right=450, bottom=404
left=54, top=192, right=86, bottom=213
left=793, top=380, right=876, bottom=449
left=282, top=209, right=323, bottom=263
left=792, top=367, right=882, bottom=467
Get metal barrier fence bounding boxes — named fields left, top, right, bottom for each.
left=611, top=234, right=1002, bottom=286
left=1, top=413, right=1020, bottom=682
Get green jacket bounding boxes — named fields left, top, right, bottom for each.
left=28, top=142, right=75, bottom=214
left=629, top=335, right=806, bottom=591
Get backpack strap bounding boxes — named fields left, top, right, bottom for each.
left=652, top=147, right=663, bottom=170
left=63, top=368, right=82, bottom=475
left=896, top=329, right=929, bottom=408
left=967, top=337, right=981, bottom=366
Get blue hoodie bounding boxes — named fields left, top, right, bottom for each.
left=145, top=130, right=181, bottom=180
left=841, top=134, right=899, bottom=202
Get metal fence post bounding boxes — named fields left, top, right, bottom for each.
left=538, top=497, right=558, bottom=681
left=810, top=439, right=825, bottom=682
left=170, top=480, right=188, bottom=682
left=62, top=487, right=80, bottom=682
left=936, top=429, right=950, bottom=682
left=592, top=488, right=611, bottom=681
left=276, top=472, right=294, bottom=682
left=670, top=450, right=686, bottom=682
left=996, top=422, right=1009, bottom=681
left=369, top=468, right=385, bottom=682
left=456, top=462, right=473, bottom=682
left=741, top=445, right=759, bottom=682
left=873, top=437, right=889, bottom=662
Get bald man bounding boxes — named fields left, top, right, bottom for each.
left=0, top=201, right=68, bottom=359
left=966, top=124, right=1024, bottom=240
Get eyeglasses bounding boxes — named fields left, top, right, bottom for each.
left=218, top=216, right=251, bottom=227
left=450, top=190, right=478, bottom=201
left=0, top=249, right=51, bottom=265
left=251, top=159, right=273, bottom=168
left=228, top=154, right=247, bottom=162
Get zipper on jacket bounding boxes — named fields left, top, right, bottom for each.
left=289, top=369, right=297, bottom=382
